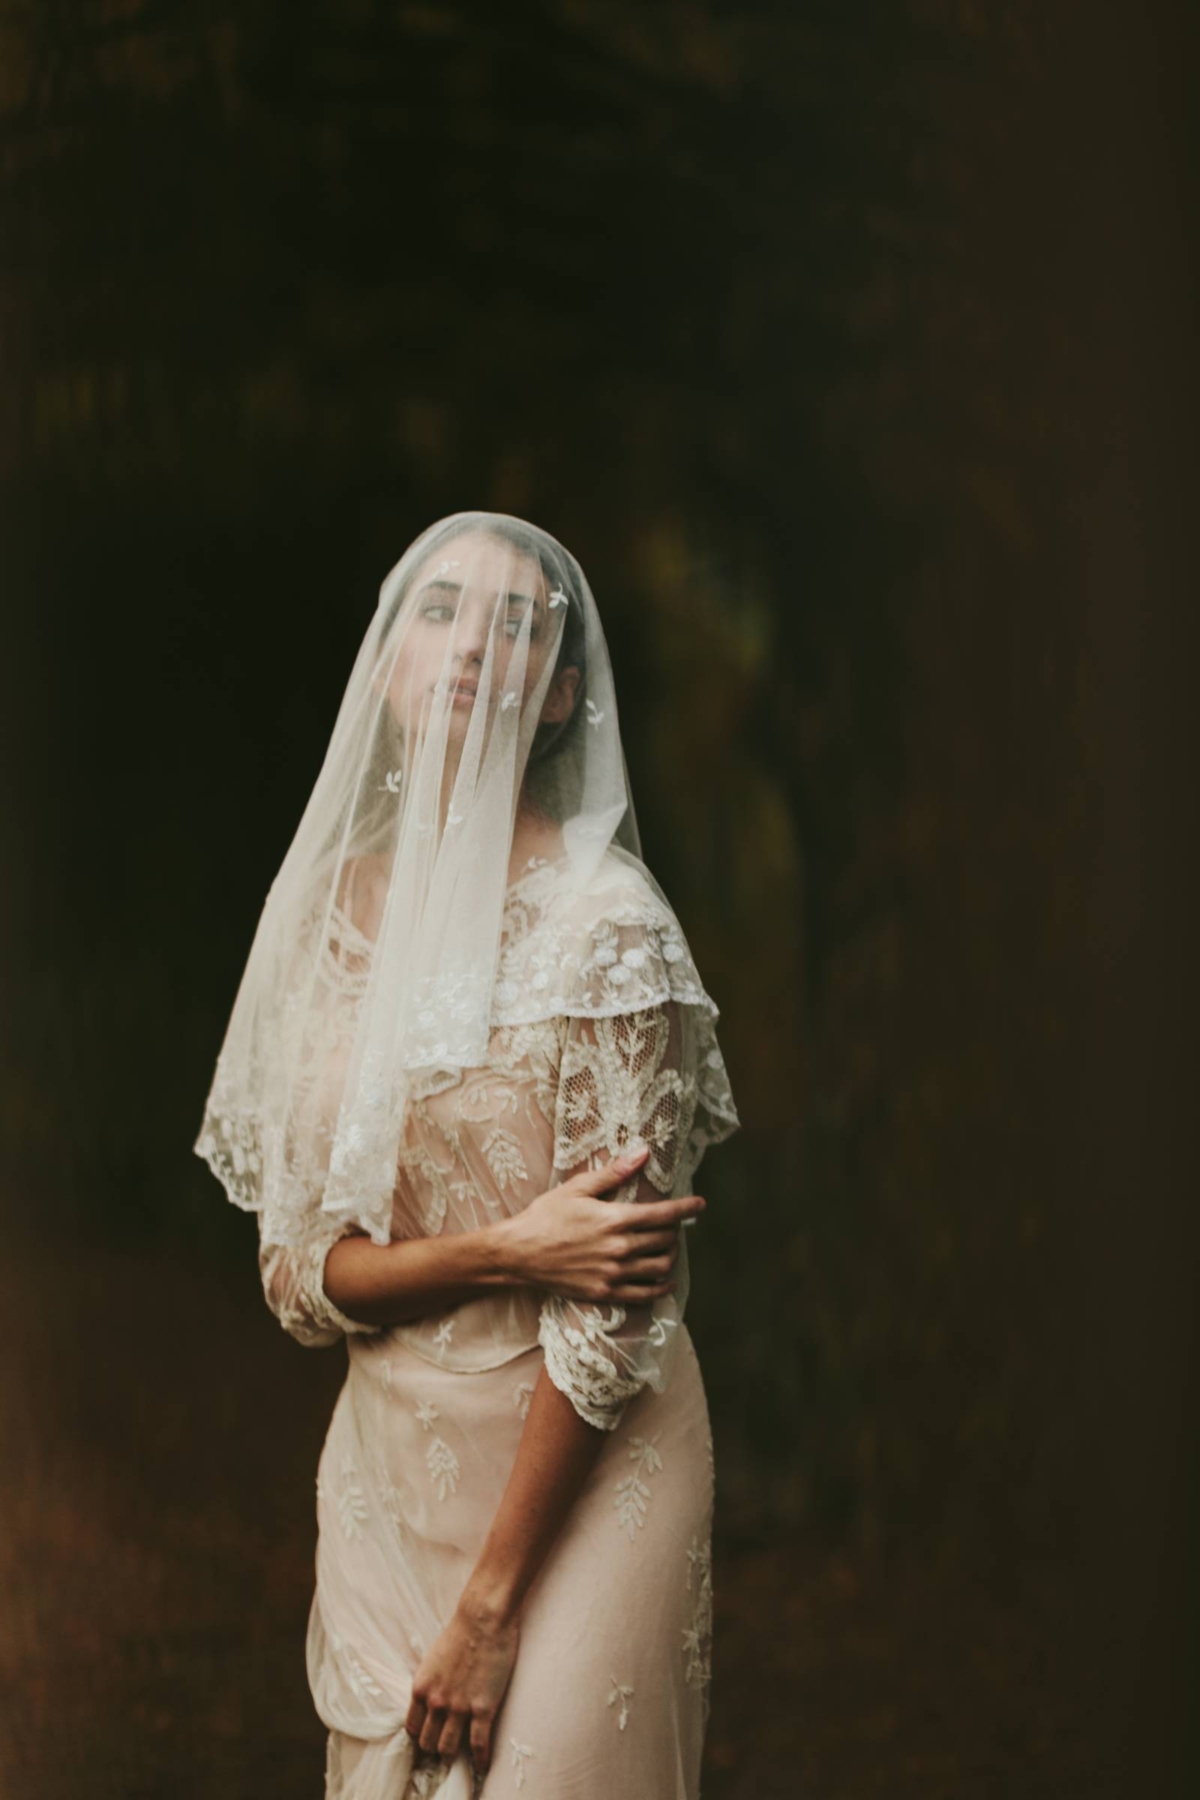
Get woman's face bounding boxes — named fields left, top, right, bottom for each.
left=378, top=528, right=578, bottom=747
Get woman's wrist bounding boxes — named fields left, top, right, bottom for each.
left=483, top=1213, right=531, bottom=1287
left=458, top=1561, right=524, bottom=1630
left=325, top=1220, right=527, bottom=1324
left=456, top=1370, right=605, bottom=1633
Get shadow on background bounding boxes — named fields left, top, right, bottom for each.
left=1, top=3, right=1194, bottom=1796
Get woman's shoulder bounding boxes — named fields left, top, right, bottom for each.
left=510, top=845, right=715, bottom=1018
left=567, top=846, right=678, bottom=935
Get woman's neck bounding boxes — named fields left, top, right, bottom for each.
left=430, top=753, right=563, bottom=885
left=506, top=802, right=565, bottom=885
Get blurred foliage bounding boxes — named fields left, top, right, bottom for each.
left=1, top=0, right=1101, bottom=1572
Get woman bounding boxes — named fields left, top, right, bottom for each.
left=194, top=512, right=739, bottom=1799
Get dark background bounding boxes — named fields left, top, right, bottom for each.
left=1, top=2, right=1195, bottom=1795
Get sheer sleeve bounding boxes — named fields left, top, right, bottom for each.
left=537, top=998, right=705, bottom=1431
left=258, top=1212, right=386, bottom=1350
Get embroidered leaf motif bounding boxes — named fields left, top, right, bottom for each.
left=430, top=1318, right=455, bottom=1359
left=513, top=1381, right=535, bottom=1418
left=614, top=1432, right=663, bottom=1540
left=328, top=1627, right=386, bottom=1703
left=607, top=1675, right=634, bottom=1730
left=510, top=1739, right=535, bottom=1788
left=462, top=1078, right=517, bottom=1118
left=426, top=1436, right=460, bottom=1502
left=482, top=1127, right=528, bottom=1191
left=336, top=1456, right=368, bottom=1541
left=379, top=1478, right=405, bottom=1534
left=614, top=1475, right=648, bottom=1537
left=646, top=1307, right=678, bottom=1348
left=396, top=1142, right=450, bottom=1237
left=415, top=1398, right=440, bottom=1431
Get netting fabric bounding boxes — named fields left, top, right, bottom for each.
left=193, top=512, right=737, bottom=1261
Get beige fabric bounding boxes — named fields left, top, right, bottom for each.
left=314, top=1329, right=714, bottom=1800
left=260, top=854, right=727, bottom=1798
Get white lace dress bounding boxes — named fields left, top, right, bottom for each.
left=257, top=853, right=738, bottom=1800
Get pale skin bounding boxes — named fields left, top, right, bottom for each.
left=321, top=528, right=706, bottom=1777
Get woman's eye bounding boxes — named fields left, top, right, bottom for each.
left=423, top=603, right=454, bottom=621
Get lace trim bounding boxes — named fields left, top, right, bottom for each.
left=324, top=859, right=727, bottom=1035
left=494, top=878, right=719, bottom=1026
left=553, top=1005, right=690, bottom=1187
left=537, top=1299, right=646, bottom=1431
left=535, top=999, right=702, bottom=1428
left=299, top=1226, right=385, bottom=1341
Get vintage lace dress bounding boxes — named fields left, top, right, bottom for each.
left=257, top=851, right=738, bottom=1800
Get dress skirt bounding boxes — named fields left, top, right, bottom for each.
left=308, top=1323, right=716, bottom=1800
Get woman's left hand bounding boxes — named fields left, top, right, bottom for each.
left=405, top=1593, right=520, bottom=1777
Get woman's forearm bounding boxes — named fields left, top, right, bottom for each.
left=323, top=1141, right=679, bottom=1330
left=323, top=1223, right=524, bottom=1327
left=456, top=1366, right=607, bottom=1627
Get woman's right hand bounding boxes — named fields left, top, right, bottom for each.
left=497, top=1144, right=705, bottom=1304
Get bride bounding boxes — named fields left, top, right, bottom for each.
left=194, top=512, right=740, bottom=1798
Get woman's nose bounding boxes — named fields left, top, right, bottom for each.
left=451, top=597, right=496, bottom=665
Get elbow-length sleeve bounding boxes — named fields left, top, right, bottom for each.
left=258, top=1213, right=386, bottom=1350
left=533, top=898, right=738, bottom=1429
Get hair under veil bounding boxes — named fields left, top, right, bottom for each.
left=194, top=510, right=738, bottom=1255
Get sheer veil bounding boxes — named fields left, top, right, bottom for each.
left=194, top=511, right=737, bottom=1252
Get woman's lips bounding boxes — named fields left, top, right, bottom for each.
left=431, top=676, right=480, bottom=707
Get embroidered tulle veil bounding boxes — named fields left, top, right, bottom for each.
left=193, top=511, right=737, bottom=1257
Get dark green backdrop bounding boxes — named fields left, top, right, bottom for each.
left=2, top=4, right=1193, bottom=1796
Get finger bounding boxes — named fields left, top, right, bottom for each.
left=612, top=1279, right=676, bottom=1303
left=470, top=1714, right=493, bottom=1777
left=405, top=1697, right=426, bottom=1740
left=622, top=1253, right=677, bottom=1282
left=437, top=1710, right=466, bottom=1758
left=623, top=1193, right=705, bottom=1230
left=575, top=1144, right=651, bottom=1194
left=419, top=1708, right=447, bottom=1754
left=615, top=1229, right=679, bottom=1258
